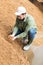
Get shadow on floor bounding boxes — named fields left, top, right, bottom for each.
left=29, top=0, right=43, bottom=12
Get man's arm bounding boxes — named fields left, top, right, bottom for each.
left=11, top=25, right=18, bottom=36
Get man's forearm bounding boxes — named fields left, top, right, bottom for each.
left=12, top=26, right=18, bottom=36
left=15, top=32, right=27, bottom=38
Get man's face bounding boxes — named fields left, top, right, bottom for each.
left=17, top=13, right=26, bottom=20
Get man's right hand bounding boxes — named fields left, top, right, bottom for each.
left=8, top=35, right=14, bottom=41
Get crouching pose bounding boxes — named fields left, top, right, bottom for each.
left=8, top=6, right=37, bottom=51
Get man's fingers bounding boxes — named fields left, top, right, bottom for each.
left=8, top=35, right=14, bottom=41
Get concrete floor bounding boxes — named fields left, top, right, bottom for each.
left=31, top=46, right=43, bottom=65
left=24, top=46, right=43, bottom=65
left=24, top=45, right=43, bottom=65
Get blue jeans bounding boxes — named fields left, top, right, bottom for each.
left=28, top=28, right=37, bottom=45
left=15, top=28, right=37, bottom=45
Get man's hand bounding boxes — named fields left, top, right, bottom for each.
left=12, top=36, right=17, bottom=40
left=8, top=35, right=17, bottom=41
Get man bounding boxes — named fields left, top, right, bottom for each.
left=8, top=6, right=37, bottom=51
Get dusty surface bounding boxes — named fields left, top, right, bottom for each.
left=0, top=0, right=43, bottom=65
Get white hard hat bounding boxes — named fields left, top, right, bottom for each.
left=15, top=6, right=26, bottom=15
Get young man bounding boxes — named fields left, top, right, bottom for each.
left=8, top=6, right=37, bottom=51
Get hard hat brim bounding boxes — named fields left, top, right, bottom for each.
left=15, top=12, right=22, bottom=15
